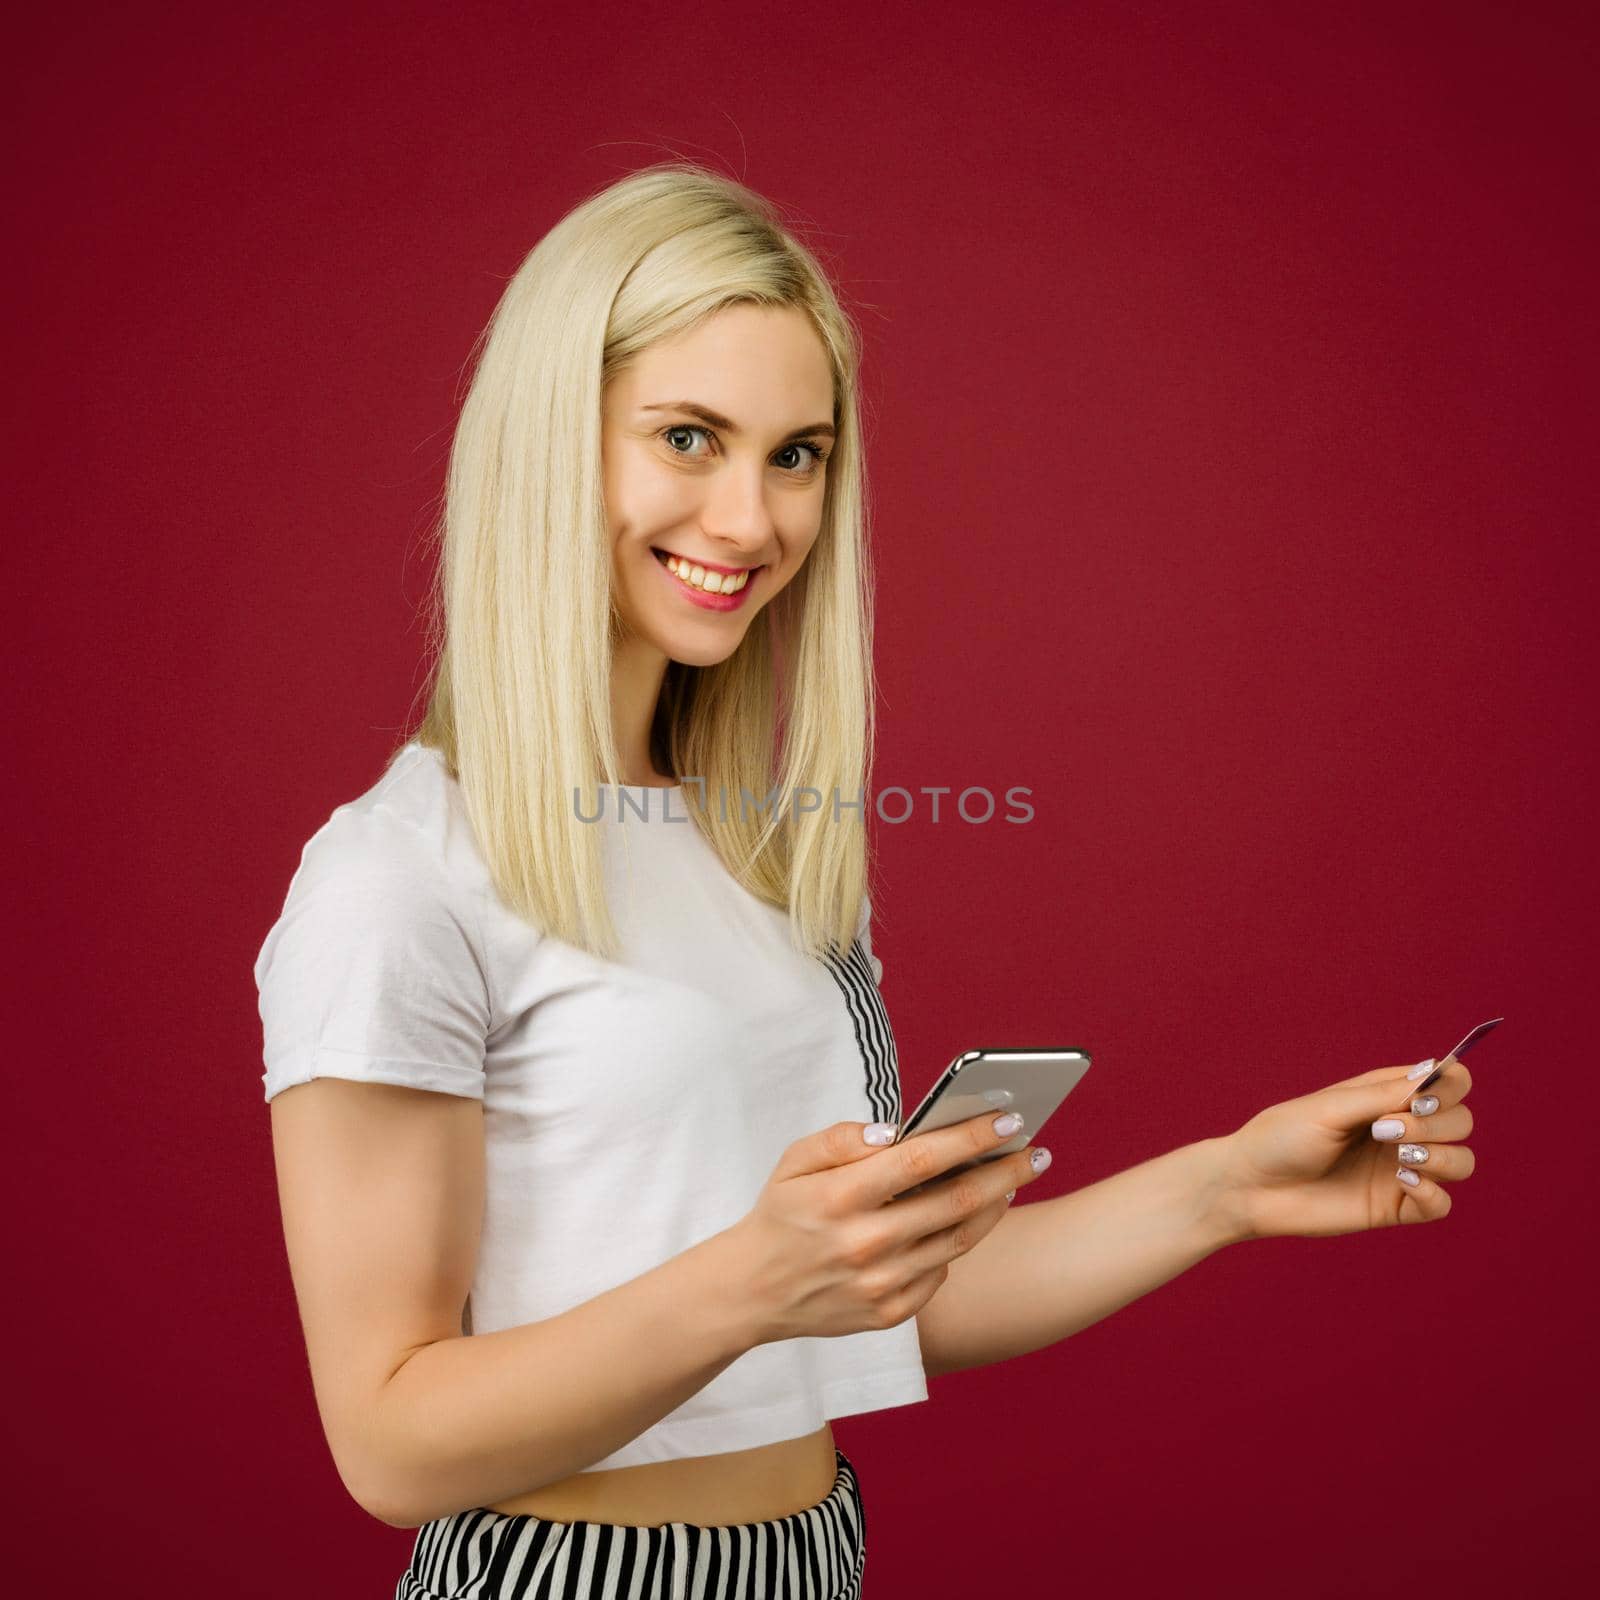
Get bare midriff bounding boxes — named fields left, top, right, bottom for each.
left=485, top=1421, right=838, bottom=1528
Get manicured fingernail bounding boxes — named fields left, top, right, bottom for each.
left=1411, top=1095, right=1439, bottom=1116
left=1371, top=1118, right=1406, bottom=1141
left=1397, top=1166, right=1421, bottom=1187
left=1398, top=1143, right=1430, bottom=1165
left=1407, top=1058, right=1437, bottom=1080
left=863, top=1123, right=896, bottom=1145
left=993, top=1112, right=1024, bottom=1137
left=1030, top=1148, right=1052, bottom=1173
left=1005, top=1189, right=1016, bottom=1202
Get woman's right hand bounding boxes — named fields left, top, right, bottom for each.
left=727, top=1112, right=1049, bottom=1345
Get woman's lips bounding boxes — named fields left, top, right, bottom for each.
left=651, top=548, right=758, bottom=579
left=650, top=547, right=761, bottom=612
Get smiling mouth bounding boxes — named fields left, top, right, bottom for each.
left=651, top=547, right=762, bottom=596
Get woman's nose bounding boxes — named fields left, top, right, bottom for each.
left=699, top=462, right=778, bottom=548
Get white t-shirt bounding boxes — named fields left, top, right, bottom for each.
left=253, top=740, right=928, bottom=1471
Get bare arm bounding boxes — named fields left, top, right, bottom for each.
left=269, top=1078, right=760, bottom=1529
left=913, top=1137, right=1247, bottom=1379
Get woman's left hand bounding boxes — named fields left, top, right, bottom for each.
left=1218, top=1055, right=1476, bottom=1240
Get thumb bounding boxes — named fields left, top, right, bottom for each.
left=1318, top=1059, right=1441, bottom=1129
left=769, top=1118, right=899, bottom=1182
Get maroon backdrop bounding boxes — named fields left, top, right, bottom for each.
left=12, top=0, right=1591, bottom=1593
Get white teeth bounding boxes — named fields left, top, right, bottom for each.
left=665, top=555, right=750, bottom=595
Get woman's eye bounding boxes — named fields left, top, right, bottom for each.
left=775, top=441, right=828, bottom=474
left=663, top=425, right=709, bottom=457
left=660, top=426, right=827, bottom=476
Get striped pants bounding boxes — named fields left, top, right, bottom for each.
left=394, top=1447, right=867, bottom=1599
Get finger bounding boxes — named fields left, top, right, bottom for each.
left=886, top=1139, right=1043, bottom=1244
left=1369, top=1104, right=1474, bottom=1146
left=773, top=1119, right=903, bottom=1182
left=897, top=1181, right=1020, bottom=1279
left=1328, top=1056, right=1450, bottom=1092
left=1393, top=1166, right=1454, bottom=1224
left=1330, top=1063, right=1430, bottom=1091
left=1326, top=1062, right=1451, bottom=1129
left=886, top=1261, right=951, bottom=1326
left=1404, top=1075, right=1473, bottom=1120
left=1332, top=1053, right=1477, bottom=1104
left=1339, top=1056, right=1481, bottom=1126
left=870, top=1107, right=1033, bottom=1205
left=1393, top=1140, right=1477, bottom=1183
left=1413, top=1058, right=1473, bottom=1111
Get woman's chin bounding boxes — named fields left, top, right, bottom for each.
left=617, top=616, right=748, bottom=669
left=663, top=630, right=749, bottom=668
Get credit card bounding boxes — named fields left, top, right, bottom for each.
left=1444, top=1017, right=1503, bottom=1060
left=1406, top=1016, right=1503, bottom=1099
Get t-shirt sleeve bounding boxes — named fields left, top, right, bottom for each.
left=856, top=892, right=884, bottom=988
left=253, top=804, right=492, bottom=1104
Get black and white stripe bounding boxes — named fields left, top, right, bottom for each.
left=822, top=937, right=901, bottom=1129
left=394, top=1448, right=866, bottom=1599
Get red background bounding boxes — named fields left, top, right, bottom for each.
left=11, top=0, right=1592, bottom=1593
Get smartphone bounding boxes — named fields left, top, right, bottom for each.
left=891, top=1047, right=1092, bottom=1198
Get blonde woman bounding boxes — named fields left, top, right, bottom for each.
left=257, top=163, right=1477, bottom=1599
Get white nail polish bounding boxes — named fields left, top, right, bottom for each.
left=1407, top=1058, right=1437, bottom=1080
left=1397, top=1166, right=1421, bottom=1187
left=1371, top=1118, right=1406, bottom=1141
left=1411, top=1095, right=1439, bottom=1116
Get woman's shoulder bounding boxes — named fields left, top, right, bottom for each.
left=293, top=742, right=489, bottom=907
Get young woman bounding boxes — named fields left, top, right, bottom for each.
left=257, top=163, right=1477, bottom=1600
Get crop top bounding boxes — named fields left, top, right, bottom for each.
left=253, top=740, right=928, bottom=1470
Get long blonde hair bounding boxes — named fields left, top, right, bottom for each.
left=401, top=161, right=880, bottom=963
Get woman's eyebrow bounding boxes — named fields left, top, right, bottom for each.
left=640, top=400, right=836, bottom=442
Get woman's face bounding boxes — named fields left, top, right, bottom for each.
left=602, top=302, right=835, bottom=667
